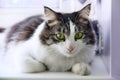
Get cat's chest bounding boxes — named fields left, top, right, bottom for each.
left=42, top=53, right=82, bottom=71
left=35, top=45, right=94, bottom=71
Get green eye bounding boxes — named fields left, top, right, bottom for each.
left=56, top=33, right=65, bottom=40
left=75, top=32, right=83, bottom=39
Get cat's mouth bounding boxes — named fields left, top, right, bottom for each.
left=64, top=47, right=82, bottom=57
left=64, top=50, right=78, bottom=57
left=64, top=53, right=76, bottom=57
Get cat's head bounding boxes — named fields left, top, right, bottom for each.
left=40, top=4, right=96, bottom=57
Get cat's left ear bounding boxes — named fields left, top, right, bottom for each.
left=44, top=6, right=58, bottom=26
left=77, top=4, right=91, bottom=24
left=78, top=4, right=91, bottom=17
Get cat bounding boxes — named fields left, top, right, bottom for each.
left=1, top=4, right=96, bottom=75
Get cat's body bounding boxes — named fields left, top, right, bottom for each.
left=1, top=4, right=96, bottom=75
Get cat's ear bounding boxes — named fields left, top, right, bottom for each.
left=79, top=4, right=91, bottom=17
left=77, top=4, right=91, bottom=24
left=44, top=6, right=58, bottom=26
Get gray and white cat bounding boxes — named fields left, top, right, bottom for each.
left=1, top=4, right=96, bottom=75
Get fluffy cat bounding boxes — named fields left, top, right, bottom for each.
left=2, top=4, right=96, bottom=75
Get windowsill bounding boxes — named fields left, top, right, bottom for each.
left=0, top=72, right=111, bottom=80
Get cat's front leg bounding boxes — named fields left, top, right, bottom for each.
left=14, top=57, right=46, bottom=73
left=72, top=63, right=91, bottom=75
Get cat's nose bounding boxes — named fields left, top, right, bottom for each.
left=67, top=46, right=74, bottom=53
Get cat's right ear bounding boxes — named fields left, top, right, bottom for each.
left=44, top=6, right=58, bottom=26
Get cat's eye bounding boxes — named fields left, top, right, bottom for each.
left=75, top=32, right=83, bottom=40
left=56, top=33, right=65, bottom=40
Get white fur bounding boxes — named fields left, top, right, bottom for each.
left=72, top=63, right=91, bottom=75
left=2, top=21, right=96, bottom=74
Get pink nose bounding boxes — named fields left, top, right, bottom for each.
left=67, top=46, right=74, bottom=53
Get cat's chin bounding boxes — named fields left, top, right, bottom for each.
left=63, top=54, right=73, bottom=57
left=62, top=52, right=78, bottom=57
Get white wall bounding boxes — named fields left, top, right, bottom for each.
left=97, top=0, right=111, bottom=73
left=0, top=0, right=43, bottom=8
left=0, top=8, right=44, bottom=28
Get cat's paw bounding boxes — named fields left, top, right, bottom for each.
left=72, top=63, right=90, bottom=75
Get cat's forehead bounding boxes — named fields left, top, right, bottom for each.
left=56, top=12, right=87, bottom=33
left=53, top=13, right=76, bottom=34
left=58, top=12, right=77, bottom=22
